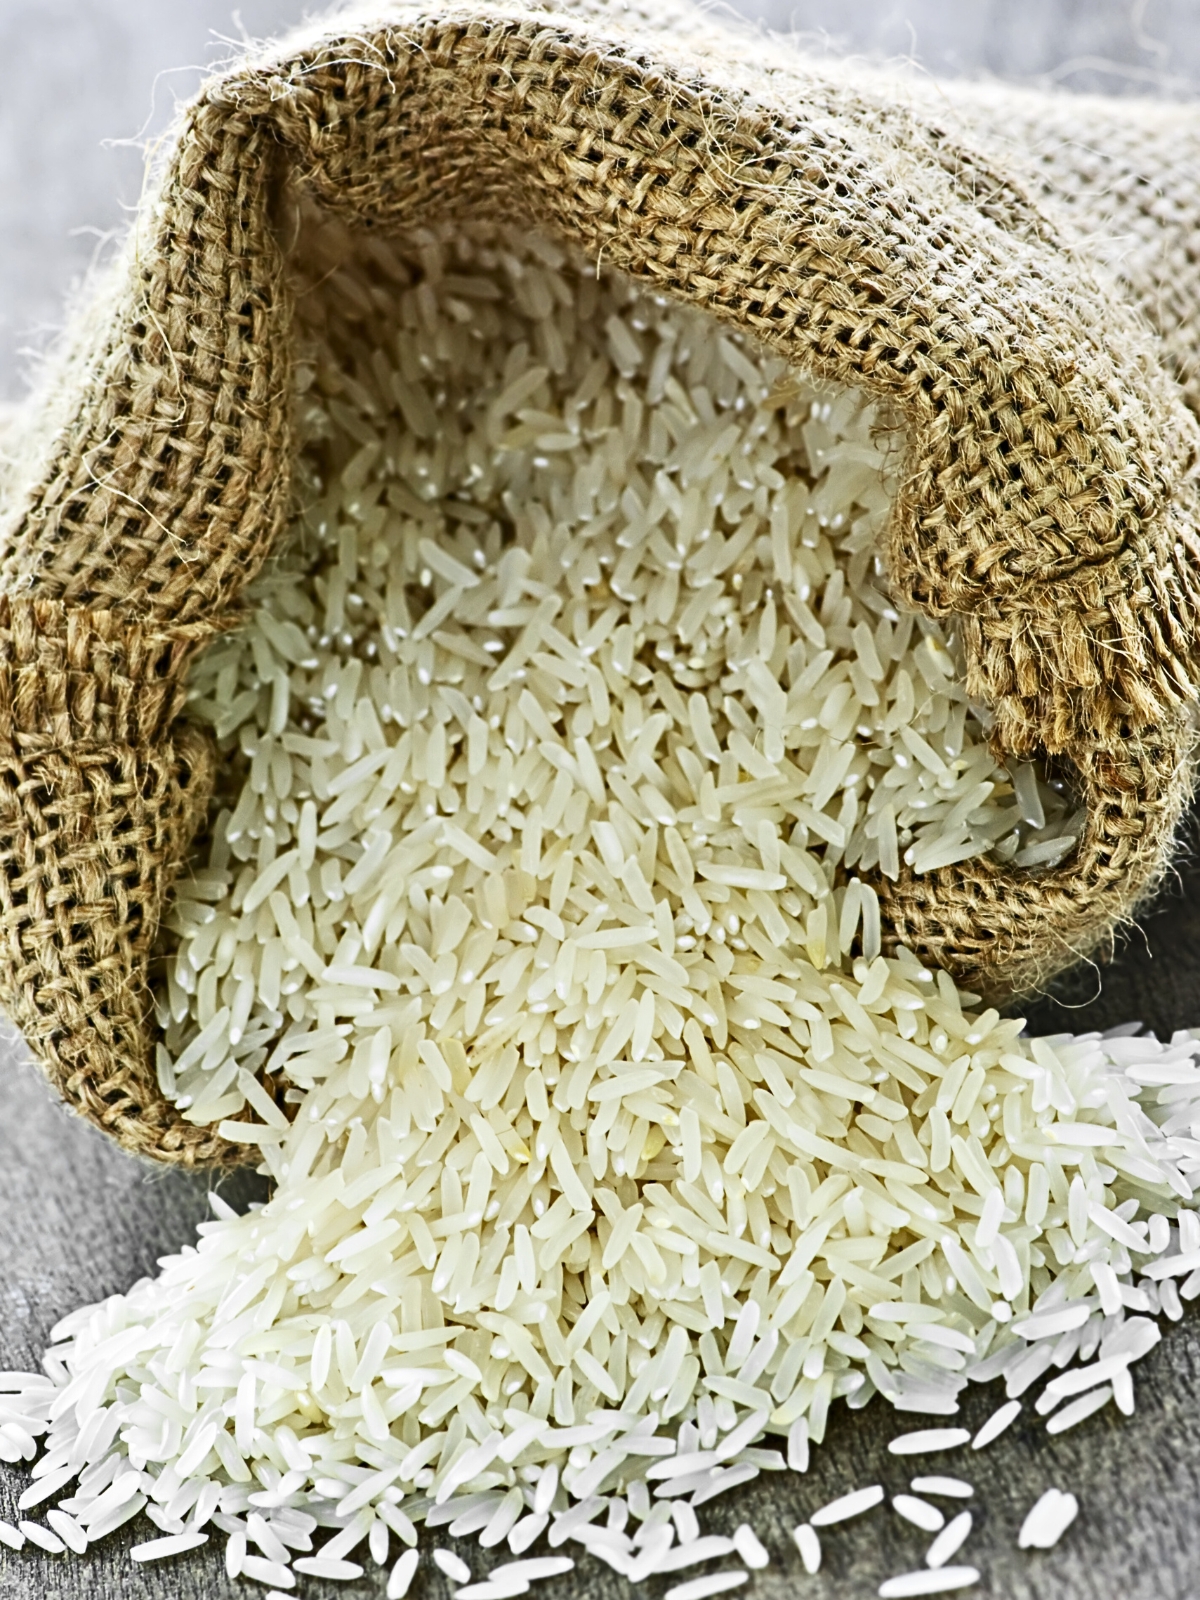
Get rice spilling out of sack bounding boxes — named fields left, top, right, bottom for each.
left=5, top=220, right=1200, bottom=1591
left=164, top=216, right=1082, bottom=1134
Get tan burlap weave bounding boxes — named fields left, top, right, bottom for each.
left=1, top=0, right=1198, bottom=1164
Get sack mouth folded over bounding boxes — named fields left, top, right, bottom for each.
left=0, top=0, right=1197, bottom=1161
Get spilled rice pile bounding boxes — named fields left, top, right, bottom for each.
left=3, top=224, right=1200, bottom=1598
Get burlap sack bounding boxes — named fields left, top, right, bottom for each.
left=1, top=0, right=1198, bottom=1166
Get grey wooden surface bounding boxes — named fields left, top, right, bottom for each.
left=4, top=2, right=1200, bottom=1598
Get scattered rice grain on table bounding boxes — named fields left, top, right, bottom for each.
left=792, top=1522, right=822, bottom=1573
left=970, top=1401, right=1022, bottom=1450
left=877, top=1568, right=980, bottom=1597
left=1018, top=1488, right=1079, bottom=1549
left=925, top=1511, right=973, bottom=1570
left=910, top=1477, right=973, bottom=1499
left=893, top=1494, right=944, bottom=1532
left=4, top=222, right=1200, bottom=1596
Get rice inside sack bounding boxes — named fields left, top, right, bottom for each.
left=160, top=218, right=1080, bottom=1134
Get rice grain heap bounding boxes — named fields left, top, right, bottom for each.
left=4, top=221, right=1200, bottom=1597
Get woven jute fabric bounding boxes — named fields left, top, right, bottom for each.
left=919, top=74, right=1200, bottom=423
left=2, top=0, right=1199, bottom=1164
left=0, top=600, right=222, bottom=1161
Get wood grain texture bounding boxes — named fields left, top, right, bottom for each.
left=3, top=1, right=1200, bottom=1597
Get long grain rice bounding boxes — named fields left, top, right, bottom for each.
left=387, top=1548, right=420, bottom=1599
left=17, top=1521, right=64, bottom=1554
left=131, top=1531, right=211, bottom=1562
left=892, top=1496, right=944, bottom=1533
left=792, top=1523, right=821, bottom=1574
left=888, top=1432, right=971, bottom=1458
left=910, top=1478, right=972, bottom=1500
left=878, top=1570, right=979, bottom=1598
left=664, top=1575, right=749, bottom=1600
left=1017, top=1490, right=1078, bottom=1550
left=5, top=220, right=1200, bottom=1599
left=924, top=1512, right=973, bottom=1570
left=810, top=1487, right=886, bottom=1527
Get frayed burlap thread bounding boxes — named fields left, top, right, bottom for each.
left=878, top=720, right=1197, bottom=998
left=915, top=74, right=1200, bottom=423
left=0, top=599, right=241, bottom=1163
left=1, top=0, right=1199, bottom=1161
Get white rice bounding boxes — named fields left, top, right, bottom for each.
left=490, top=1558, right=575, bottom=1582
left=877, top=1569, right=979, bottom=1598
left=456, top=1581, right=531, bottom=1600
left=17, top=1520, right=64, bottom=1554
left=292, top=1556, right=364, bottom=1580
left=664, top=1575, right=749, bottom=1600
left=970, top=1403, right=1021, bottom=1451
left=792, top=1523, right=821, bottom=1574
left=924, top=1511, right=973, bottom=1570
left=162, top=219, right=1082, bottom=1148
left=1044, top=1388, right=1114, bottom=1434
left=131, top=1531, right=211, bottom=1562
left=5, top=220, right=1200, bottom=1597
left=892, top=1495, right=944, bottom=1533
left=909, top=1478, right=973, bottom=1500
left=1017, top=1489, right=1079, bottom=1550
left=888, top=1431, right=971, bottom=1458
left=810, top=1486, right=886, bottom=1527
left=731, top=1524, right=769, bottom=1569
left=654, top=1537, right=737, bottom=1573
left=387, top=1548, right=420, bottom=1599
left=435, top=1549, right=473, bottom=1583
left=241, top=1552, right=296, bottom=1587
